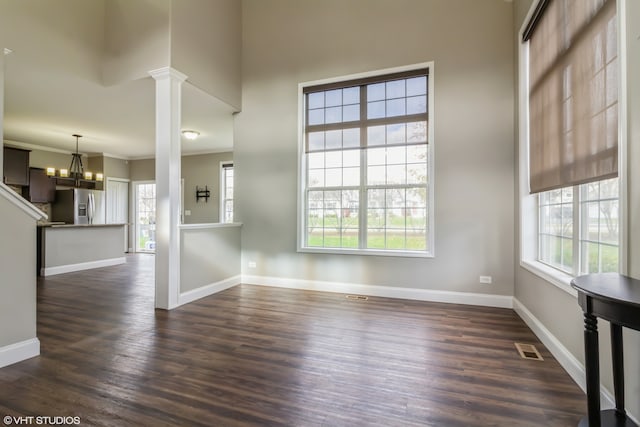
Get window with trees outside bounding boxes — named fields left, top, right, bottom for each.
left=538, top=178, right=619, bottom=275
left=221, top=162, right=234, bottom=223
left=524, top=0, right=620, bottom=278
left=299, top=65, right=433, bottom=256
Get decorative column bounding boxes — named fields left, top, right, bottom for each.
left=149, top=67, right=187, bottom=310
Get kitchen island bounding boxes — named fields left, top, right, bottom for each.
left=38, top=223, right=127, bottom=276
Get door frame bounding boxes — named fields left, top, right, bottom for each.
left=105, top=177, right=130, bottom=252
left=132, top=180, right=156, bottom=253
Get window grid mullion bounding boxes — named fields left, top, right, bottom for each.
left=303, top=69, right=430, bottom=254
left=359, top=82, right=368, bottom=250
left=572, top=184, right=579, bottom=275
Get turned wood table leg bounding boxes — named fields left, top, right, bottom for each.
left=611, top=323, right=626, bottom=418
left=584, top=312, right=600, bottom=427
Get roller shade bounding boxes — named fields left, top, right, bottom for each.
left=527, top=0, right=618, bottom=194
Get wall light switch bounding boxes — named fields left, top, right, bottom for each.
left=479, top=276, right=492, bottom=284
left=248, top=261, right=257, bottom=268
left=185, top=210, right=191, bottom=216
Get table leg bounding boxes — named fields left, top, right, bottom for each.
left=611, top=323, right=626, bottom=418
left=584, top=312, right=600, bottom=427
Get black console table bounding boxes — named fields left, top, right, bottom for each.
left=571, top=273, right=640, bottom=427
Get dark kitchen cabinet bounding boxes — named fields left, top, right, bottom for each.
left=24, top=168, right=56, bottom=202
left=3, top=147, right=30, bottom=186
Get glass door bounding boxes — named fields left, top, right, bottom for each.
left=134, top=182, right=156, bottom=253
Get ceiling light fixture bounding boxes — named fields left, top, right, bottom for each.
left=182, top=130, right=200, bottom=140
left=69, top=134, right=85, bottom=186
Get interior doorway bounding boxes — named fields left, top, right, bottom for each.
left=133, top=181, right=156, bottom=253
left=105, top=177, right=130, bottom=252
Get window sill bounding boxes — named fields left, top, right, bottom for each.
left=298, top=246, right=434, bottom=258
left=520, top=259, right=578, bottom=298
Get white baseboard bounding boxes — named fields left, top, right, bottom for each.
left=513, top=298, right=620, bottom=412
left=241, top=274, right=513, bottom=308
left=0, top=338, right=40, bottom=368
left=41, top=257, right=126, bottom=276
left=178, top=275, right=241, bottom=306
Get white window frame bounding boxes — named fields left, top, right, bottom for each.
left=220, top=161, right=234, bottom=224
left=297, top=62, right=435, bottom=258
left=518, top=0, right=629, bottom=296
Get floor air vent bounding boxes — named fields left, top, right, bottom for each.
left=514, top=343, right=544, bottom=361
left=345, top=295, right=369, bottom=301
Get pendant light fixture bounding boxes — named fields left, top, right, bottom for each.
left=44, top=134, right=101, bottom=187
left=69, top=134, right=85, bottom=186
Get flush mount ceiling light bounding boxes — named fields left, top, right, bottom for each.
left=182, top=130, right=200, bottom=140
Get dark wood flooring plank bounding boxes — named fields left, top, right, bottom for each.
left=0, top=254, right=586, bottom=426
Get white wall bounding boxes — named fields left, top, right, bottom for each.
left=513, top=0, right=640, bottom=420
left=235, top=0, right=515, bottom=296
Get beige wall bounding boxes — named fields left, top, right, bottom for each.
left=87, top=155, right=104, bottom=176
left=130, top=153, right=232, bottom=223
left=102, top=0, right=171, bottom=86
left=104, top=156, right=129, bottom=180
left=235, top=0, right=515, bottom=294
left=180, top=225, right=241, bottom=293
left=42, top=225, right=125, bottom=270
left=0, top=195, right=38, bottom=348
left=513, top=0, right=640, bottom=420
left=129, top=158, right=154, bottom=182
left=170, top=0, right=242, bottom=110
left=25, top=146, right=84, bottom=170
left=182, top=152, right=232, bottom=224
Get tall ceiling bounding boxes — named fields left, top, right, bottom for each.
left=1, top=0, right=236, bottom=159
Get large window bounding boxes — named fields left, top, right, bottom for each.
left=520, top=0, right=623, bottom=288
left=299, top=64, right=434, bottom=256
left=538, top=178, right=619, bottom=275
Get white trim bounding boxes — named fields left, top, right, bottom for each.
left=106, top=177, right=131, bottom=184
left=100, top=152, right=131, bottom=161
left=178, top=275, right=241, bottom=306
left=0, top=183, right=47, bottom=220
left=148, top=66, right=188, bottom=82
left=296, top=62, right=436, bottom=258
left=298, top=247, right=433, bottom=258
left=0, top=338, right=40, bottom=368
left=219, top=160, right=234, bottom=223
left=520, top=260, right=578, bottom=298
left=41, top=257, right=126, bottom=276
left=132, top=180, right=155, bottom=253
left=513, top=298, right=620, bottom=412
left=241, top=274, right=513, bottom=309
left=617, top=0, right=629, bottom=276
left=179, top=222, right=242, bottom=230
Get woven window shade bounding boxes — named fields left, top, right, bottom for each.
left=528, top=0, right=617, bottom=194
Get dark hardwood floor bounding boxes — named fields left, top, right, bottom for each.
left=0, top=254, right=586, bottom=426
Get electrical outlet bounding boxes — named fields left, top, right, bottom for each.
left=479, top=276, right=492, bottom=284
left=248, top=261, right=257, bottom=268
left=184, top=210, right=191, bottom=216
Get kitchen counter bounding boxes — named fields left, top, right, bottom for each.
left=41, top=223, right=128, bottom=228
left=38, top=223, right=127, bottom=276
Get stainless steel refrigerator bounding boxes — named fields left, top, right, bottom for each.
left=51, top=188, right=105, bottom=225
